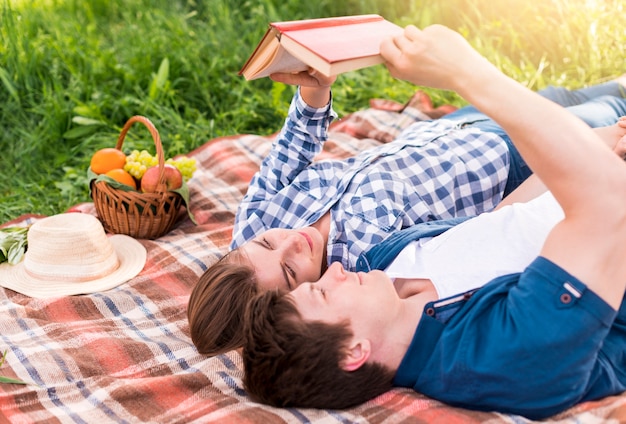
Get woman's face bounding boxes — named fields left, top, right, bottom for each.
left=239, top=227, right=327, bottom=291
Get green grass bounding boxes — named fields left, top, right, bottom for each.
left=0, top=0, right=624, bottom=223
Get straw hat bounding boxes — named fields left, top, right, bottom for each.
left=0, top=213, right=146, bottom=298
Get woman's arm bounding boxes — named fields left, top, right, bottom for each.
left=270, top=68, right=335, bottom=108
left=230, top=71, right=337, bottom=248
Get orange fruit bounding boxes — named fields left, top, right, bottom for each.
left=105, top=169, right=137, bottom=190
left=90, top=148, right=127, bottom=175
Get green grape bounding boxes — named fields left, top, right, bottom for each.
left=124, top=150, right=196, bottom=182
left=124, top=149, right=158, bottom=179
left=166, top=156, right=197, bottom=181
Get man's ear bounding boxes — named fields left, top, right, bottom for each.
left=341, top=339, right=371, bottom=372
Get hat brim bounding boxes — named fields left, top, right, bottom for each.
left=0, top=235, right=147, bottom=298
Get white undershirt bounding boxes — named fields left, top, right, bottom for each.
left=385, top=191, right=564, bottom=299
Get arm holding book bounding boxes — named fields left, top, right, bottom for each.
left=381, top=24, right=626, bottom=309
left=230, top=69, right=336, bottom=250
left=496, top=118, right=626, bottom=209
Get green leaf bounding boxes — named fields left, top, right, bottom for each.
left=149, top=58, right=170, bottom=100
left=0, top=376, right=28, bottom=385
left=0, top=227, right=29, bottom=265
left=72, top=105, right=94, bottom=116
left=0, top=350, right=28, bottom=385
left=88, top=168, right=138, bottom=192
left=72, top=116, right=105, bottom=126
left=0, top=67, right=19, bottom=104
left=171, top=180, right=197, bottom=224
left=7, top=238, right=27, bottom=264
left=62, top=125, right=101, bottom=140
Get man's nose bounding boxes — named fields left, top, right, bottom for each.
left=316, top=263, right=348, bottom=292
left=327, top=262, right=347, bottom=282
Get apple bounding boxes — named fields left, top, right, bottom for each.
left=141, top=164, right=183, bottom=193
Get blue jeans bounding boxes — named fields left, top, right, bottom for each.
left=445, top=81, right=626, bottom=196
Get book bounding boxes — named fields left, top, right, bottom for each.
left=239, top=14, right=403, bottom=80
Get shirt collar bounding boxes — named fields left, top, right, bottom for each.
left=393, top=293, right=474, bottom=387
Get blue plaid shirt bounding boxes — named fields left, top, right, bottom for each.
left=231, top=90, right=510, bottom=270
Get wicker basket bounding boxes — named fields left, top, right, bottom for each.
left=91, top=116, right=183, bottom=239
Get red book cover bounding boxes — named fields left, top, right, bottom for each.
left=271, top=14, right=384, bottom=31
left=276, top=17, right=402, bottom=64
left=239, top=14, right=402, bottom=80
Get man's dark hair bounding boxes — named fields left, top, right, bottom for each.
left=242, top=289, right=395, bottom=409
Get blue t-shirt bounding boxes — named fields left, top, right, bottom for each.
left=357, top=223, right=626, bottom=420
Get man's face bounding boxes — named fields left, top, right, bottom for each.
left=240, top=227, right=326, bottom=291
left=289, top=262, right=400, bottom=340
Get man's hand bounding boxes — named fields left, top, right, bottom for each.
left=380, top=24, right=495, bottom=93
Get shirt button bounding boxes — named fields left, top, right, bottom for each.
left=560, top=293, right=572, bottom=304
left=426, top=307, right=435, bottom=316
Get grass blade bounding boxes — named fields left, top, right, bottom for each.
left=0, top=350, right=29, bottom=385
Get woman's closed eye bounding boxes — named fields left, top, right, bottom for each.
left=261, top=237, right=272, bottom=249
left=284, top=263, right=296, bottom=289
left=259, top=237, right=295, bottom=290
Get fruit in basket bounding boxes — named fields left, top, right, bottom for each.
left=140, top=164, right=183, bottom=193
left=124, top=149, right=197, bottom=182
left=90, top=148, right=127, bottom=175
left=105, top=169, right=137, bottom=190
left=166, top=156, right=197, bottom=181
left=124, top=149, right=159, bottom=180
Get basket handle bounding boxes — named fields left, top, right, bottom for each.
left=115, top=116, right=168, bottom=192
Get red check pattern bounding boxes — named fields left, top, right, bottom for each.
left=1, top=92, right=625, bottom=423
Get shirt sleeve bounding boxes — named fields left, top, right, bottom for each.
left=230, top=88, right=336, bottom=249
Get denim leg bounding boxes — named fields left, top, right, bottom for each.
left=444, top=105, right=490, bottom=123
left=446, top=81, right=626, bottom=122
left=561, top=95, right=626, bottom=127
left=443, top=82, right=626, bottom=197
left=539, top=81, right=626, bottom=107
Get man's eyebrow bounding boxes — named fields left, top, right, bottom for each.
left=311, top=283, right=326, bottom=307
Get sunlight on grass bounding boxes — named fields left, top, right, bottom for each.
left=0, top=0, right=624, bottom=222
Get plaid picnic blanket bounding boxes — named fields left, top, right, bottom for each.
left=2, top=91, right=626, bottom=423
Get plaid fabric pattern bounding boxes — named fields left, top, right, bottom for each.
left=231, top=90, right=510, bottom=270
left=2, top=92, right=626, bottom=423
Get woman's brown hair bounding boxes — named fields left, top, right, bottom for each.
left=187, top=251, right=259, bottom=355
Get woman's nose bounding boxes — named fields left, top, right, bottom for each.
left=281, top=233, right=303, bottom=254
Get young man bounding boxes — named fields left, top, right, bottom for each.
left=241, top=25, right=626, bottom=420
